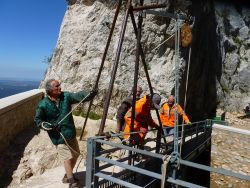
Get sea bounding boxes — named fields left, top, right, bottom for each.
left=0, top=78, right=40, bottom=99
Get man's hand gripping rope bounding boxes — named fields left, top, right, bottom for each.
left=41, top=121, right=84, bottom=172
left=41, top=122, right=60, bottom=131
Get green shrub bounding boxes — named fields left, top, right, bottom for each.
left=88, top=111, right=101, bottom=120
left=233, top=37, right=242, bottom=46
left=73, top=109, right=81, bottom=116
left=73, top=108, right=101, bottom=120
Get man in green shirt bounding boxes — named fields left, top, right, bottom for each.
left=34, top=79, right=97, bottom=188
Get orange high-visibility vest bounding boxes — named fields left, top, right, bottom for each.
left=123, top=95, right=158, bottom=143
left=160, top=103, right=190, bottom=127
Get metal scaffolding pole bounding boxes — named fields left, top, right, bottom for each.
left=128, top=0, right=144, bottom=166
left=174, top=16, right=180, bottom=153
left=129, top=10, right=167, bottom=152
left=172, top=16, right=181, bottom=183
left=174, top=17, right=180, bottom=153
left=131, top=0, right=144, bottom=139
left=98, top=0, right=133, bottom=135
left=132, top=3, right=167, bottom=11
left=79, top=0, right=123, bottom=140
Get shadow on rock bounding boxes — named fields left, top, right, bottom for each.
left=0, top=126, right=39, bottom=188
left=74, top=171, right=86, bottom=187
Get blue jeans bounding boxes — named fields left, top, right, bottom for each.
left=163, top=126, right=174, bottom=136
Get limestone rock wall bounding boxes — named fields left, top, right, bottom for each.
left=211, top=124, right=250, bottom=188
left=41, top=0, right=188, bottom=117
left=5, top=130, right=60, bottom=187
left=41, top=0, right=250, bottom=119
left=215, top=1, right=250, bottom=112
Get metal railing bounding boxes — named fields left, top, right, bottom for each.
left=85, top=120, right=250, bottom=187
left=86, top=134, right=163, bottom=188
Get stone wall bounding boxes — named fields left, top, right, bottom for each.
left=0, top=90, right=44, bottom=152
left=211, top=124, right=250, bottom=188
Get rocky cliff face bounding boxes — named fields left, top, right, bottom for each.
left=7, top=1, right=248, bottom=185
left=215, top=1, right=250, bottom=112
left=41, top=0, right=250, bottom=121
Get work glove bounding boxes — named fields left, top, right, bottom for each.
left=87, top=89, right=98, bottom=100
left=51, top=123, right=60, bottom=131
left=41, top=122, right=60, bottom=131
left=140, top=127, right=148, bottom=134
left=115, top=127, right=120, bottom=133
left=122, top=138, right=130, bottom=145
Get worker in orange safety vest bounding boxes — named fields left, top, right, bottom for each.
left=123, top=93, right=161, bottom=145
left=115, top=86, right=143, bottom=133
left=160, top=95, right=190, bottom=136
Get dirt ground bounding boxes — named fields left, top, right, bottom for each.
left=225, top=111, right=250, bottom=130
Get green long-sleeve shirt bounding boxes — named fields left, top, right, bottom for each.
left=34, top=91, right=89, bottom=145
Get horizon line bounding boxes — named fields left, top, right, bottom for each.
left=0, top=77, right=42, bottom=82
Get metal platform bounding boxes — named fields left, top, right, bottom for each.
left=85, top=120, right=250, bottom=188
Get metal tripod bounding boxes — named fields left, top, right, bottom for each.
left=79, top=0, right=186, bottom=156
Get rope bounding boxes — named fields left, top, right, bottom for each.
left=150, top=21, right=191, bottom=53
left=48, top=62, right=134, bottom=132
left=58, top=93, right=91, bottom=125
left=110, top=128, right=160, bottom=174
left=41, top=122, right=159, bottom=173
left=41, top=122, right=83, bottom=156
left=151, top=34, right=174, bottom=52
left=41, top=122, right=84, bottom=172
left=111, top=137, right=124, bottom=175
left=183, top=47, right=191, bottom=116
left=161, top=155, right=171, bottom=188
left=179, top=46, right=192, bottom=157
left=47, top=25, right=184, bottom=139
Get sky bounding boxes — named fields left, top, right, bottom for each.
left=0, top=0, right=67, bottom=81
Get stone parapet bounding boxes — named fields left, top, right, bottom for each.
left=0, top=89, right=44, bottom=152
left=211, top=124, right=250, bottom=188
